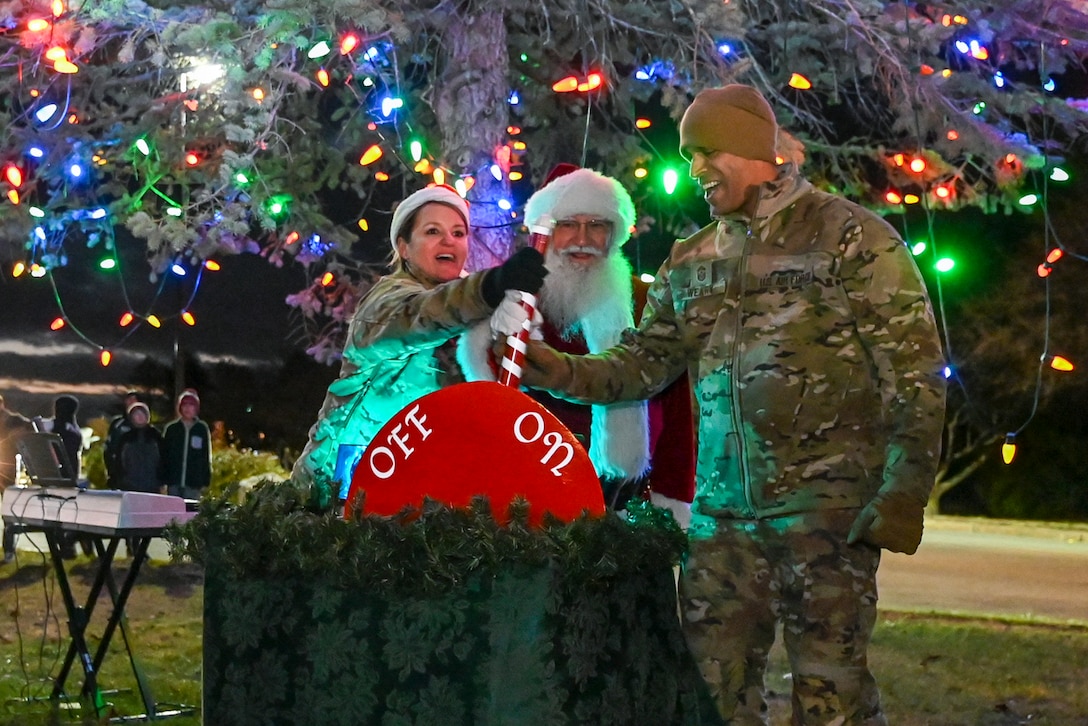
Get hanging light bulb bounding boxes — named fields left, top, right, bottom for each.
left=577, top=72, right=603, bottom=92
left=339, top=33, right=359, bottom=55
left=100, top=349, right=112, bottom=367
left=307, top=40, right=332, bottom=59
left=552, top=75, right=578, bottom=93
left=359, top=144, right=383, bottom=166
left=50, top=317, right=66, bottom=330
left=182, top=310, right=196, bottom=326
left=1049, top=355, right=1074, bottom=372
left=119, top=312, right=134, bottom=326
left=147, top=314, right=162, bottom=328
left=1001, top=434, right=1017, bottom=465
left=4, top=164, right=23, bottom=187
left=54, top=58, right=78, bottom=74
left=788, top=73, right=812, bottom=90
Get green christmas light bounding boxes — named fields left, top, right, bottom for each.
left=1050, top=167, right=1069, bottom=182
left=910, top=241, right=926, bottom=256
left=1018, top=193, right=1039, bottom=206
left=266, top=194, right=292, bottom=221
left=935, top=257, right=955, bottom=273
left=662, top=169, right=679, bottom=195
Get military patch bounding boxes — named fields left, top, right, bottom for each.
left=757, top=269, right=813, bottom=289
left=672, top=258, right=738, bottom=301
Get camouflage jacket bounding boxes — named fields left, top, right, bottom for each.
left=292, top=268, right=492, bottom=504
left=556, top=165, right=947, bottom=528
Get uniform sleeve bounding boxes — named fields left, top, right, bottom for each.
left=547, top=261, right=691, bottom=404
left=841, top=215, right=947, bottom=506
left=344, top=272, right=494, bottom=365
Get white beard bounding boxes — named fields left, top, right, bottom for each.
left=456, top=245, right=651, bottom=481
left=540, top=247, right=634, bottom=350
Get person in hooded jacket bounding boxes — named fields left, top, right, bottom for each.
left=161, top=389, right=212, bottom=501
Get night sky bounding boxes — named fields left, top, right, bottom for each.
left=0, top=241, right=314, bottom=421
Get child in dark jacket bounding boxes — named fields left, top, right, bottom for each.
left=116, top=402, right=165, bottom=494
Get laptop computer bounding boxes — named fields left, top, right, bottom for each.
left=17, top=432, right=79, bottom=488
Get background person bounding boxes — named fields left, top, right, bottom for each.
left=460, top=165, right=695, bottom=520
left=1, top=394, right=34, bottom=563
left=290, top=184, right=548, bottom=509
left=116, top=402, right=165, bottom=495
left=512, top=84, right=947, bottom=724
left=116, top=401, right=165, bottom=557
left=33, top=394, right=89, bottom=558
left=162, top=389, right=212, bottom=501
left=104, top=390, right=140, bottom=489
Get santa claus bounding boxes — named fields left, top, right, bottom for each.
left=458, top=165, right=694, bottom=524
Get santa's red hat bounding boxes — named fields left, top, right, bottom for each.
left=524, top=166, right=635, bottom=249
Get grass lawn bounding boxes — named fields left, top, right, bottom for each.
left=2, top=553, right=1086, bottom=725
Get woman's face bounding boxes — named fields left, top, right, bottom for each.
left=396, top=203, right=469, bottom=284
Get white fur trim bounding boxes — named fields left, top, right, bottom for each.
left=456, top=320, right=498, bottom=383
left=524, top=169, right=636, bottom=248
left=650, top=492, right=692, bottom=531
left=574, top=253, right=650, bottom=480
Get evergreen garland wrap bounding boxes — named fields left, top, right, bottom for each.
left=173, top=483, right=722, bottom=725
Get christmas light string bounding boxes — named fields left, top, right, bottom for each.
left=5, top=6, right=1080, bottom=375
left=893, top=7, right=1077, bottom=466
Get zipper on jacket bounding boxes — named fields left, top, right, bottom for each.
left=733, top=223, right=756, bottom=518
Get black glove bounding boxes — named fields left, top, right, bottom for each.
left=481, top=247, right=548, bottom=307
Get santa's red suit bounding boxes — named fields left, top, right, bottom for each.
left=457, top=167, right=694, bottom=523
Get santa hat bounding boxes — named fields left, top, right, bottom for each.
left=177, top=388, right=200, bottom=413
left=388, top=185, right=470, bottom=266
left=524, top=167, right=636, bottom=249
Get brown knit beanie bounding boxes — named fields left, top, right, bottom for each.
left=679, top=85, right=778, bottom=164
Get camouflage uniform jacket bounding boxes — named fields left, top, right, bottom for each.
left=293, top=268, right=492, bottom=502
left=556, top=164, right=946, bottom=527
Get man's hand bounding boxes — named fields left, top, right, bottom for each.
left=490, top=338, right=572, bottom=390
left=847, top=489, right=926, bottom=554
left=480, top=247, right=548, bottom=307
left=489, top=290, right=543, bottom=340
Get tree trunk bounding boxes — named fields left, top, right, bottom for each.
left=434, top=5, right=512, bottom=273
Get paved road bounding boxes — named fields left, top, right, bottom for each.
left=877, top=516, right=1088, bottom=624
left=8, top=515, right=1088, bottom=625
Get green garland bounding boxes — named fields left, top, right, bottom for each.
left=172, top=482, right=723, bottom=725
left=172, top=481, right=690, bottom=596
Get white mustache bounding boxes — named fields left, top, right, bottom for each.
left=556, top=245, right=604, bottom=258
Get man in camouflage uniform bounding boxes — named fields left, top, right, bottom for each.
left=512, top=85, right=946, bottom=724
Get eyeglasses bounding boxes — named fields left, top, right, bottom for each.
left=554, top=218, right=613, bottom=237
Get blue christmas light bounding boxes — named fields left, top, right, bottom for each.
left=35, top=103, right=59, bottom=123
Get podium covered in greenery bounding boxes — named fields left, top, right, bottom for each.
left=180, top=485, right=721, bottom=725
